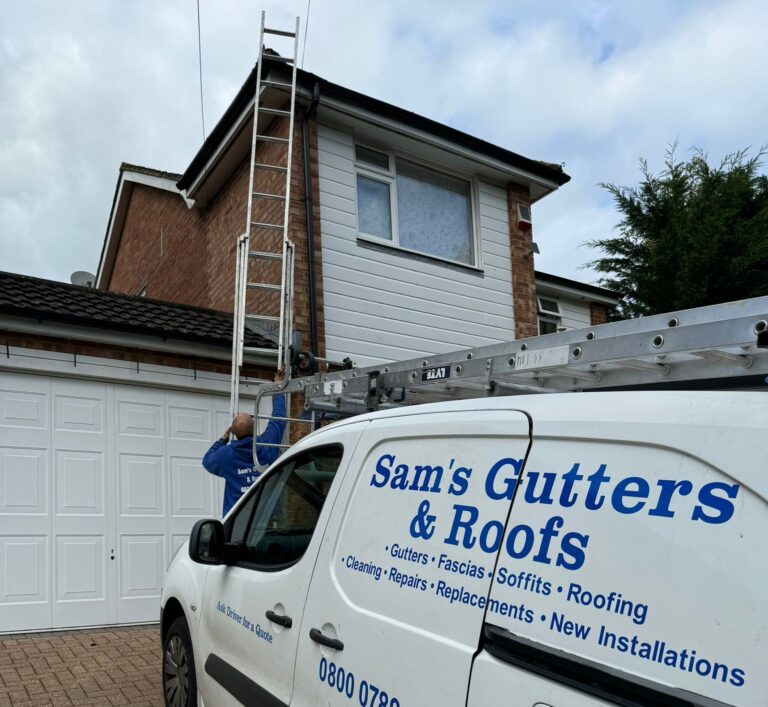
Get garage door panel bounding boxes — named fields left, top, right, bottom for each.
left=1, top=373, right=248, bottom=631
left=55, top=535, right=105, bottom=601
left=0, top=388, right=48, bottom=430
left=171, top=457, right=209, bottom=516
left=117, top=400, right=164, bottom=439
left=55, top=451, right=104, bottom=516
left=0, top=447, right=47, bottom=515
left=168, top=405, right=210, bottom=441
left=119, top=454, right=165, bottom=516
left=54, top=394, right=104, bottom=433
left=0, top=534, right=50, bottom=631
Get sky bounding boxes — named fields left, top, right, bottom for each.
left=1, top=0, right=767, bottom=287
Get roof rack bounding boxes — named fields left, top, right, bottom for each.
left=256, top=296, right=768, bottom=419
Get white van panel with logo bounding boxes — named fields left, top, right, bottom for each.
left=159, top=392, right=767, bottom=707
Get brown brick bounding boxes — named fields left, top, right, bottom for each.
left=506, top=183, right=538, bottom=340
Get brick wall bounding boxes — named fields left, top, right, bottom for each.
left=590, top=302, right=609, bottom=326
left=109, top=184, right=205, bottom=303
left=507, top=183, right=538, bottom=340
left=106, top=108, right=325, bottom=363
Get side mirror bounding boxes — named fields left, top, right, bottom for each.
left=189, top=519, right=224, bottom=564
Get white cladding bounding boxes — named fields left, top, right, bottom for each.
left=317, top=124, right=515, bottom=366
left=0, top=371, right=231, bottom=632
left=556, top=297, right=592, bottom=330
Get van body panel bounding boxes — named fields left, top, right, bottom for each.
left=195, top=423, right=368, bottom=706
left=291, top=409, right=533, bottom=706
left=468, top=651, right=615, bottom=706
left=480, top=393, right=767, bottom=707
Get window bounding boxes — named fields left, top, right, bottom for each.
left=226, top=445, right=343, bottom=569
left=537, top=296, right=562, bottom=335
left=354, top=144, right=476, bottom=266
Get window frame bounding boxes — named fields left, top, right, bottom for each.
left=353, top=141, right=482, bottom=268
left=223, top=443, right=344, bottom=573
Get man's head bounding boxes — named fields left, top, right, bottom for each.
left=231, top=413, right=254, bottom=440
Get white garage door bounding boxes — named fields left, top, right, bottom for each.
left=0, top=371, right=234, bottom=632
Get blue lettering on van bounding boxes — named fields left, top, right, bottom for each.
left=371, top=454, right=741, bottom=572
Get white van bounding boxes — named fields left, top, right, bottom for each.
left=160, top=391, right=767, bottom=707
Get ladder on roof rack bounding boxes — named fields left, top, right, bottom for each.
left=229, top=11, right=301, bottom=419
left=254, top=296, right=768, bottom=421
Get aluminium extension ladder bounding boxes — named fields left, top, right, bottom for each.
left=252, top=296, right=768, bottom=457
left=229, top=12, right=301, bottom=420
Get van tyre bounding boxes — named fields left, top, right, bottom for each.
left=163, top=616, right=197, bottom=707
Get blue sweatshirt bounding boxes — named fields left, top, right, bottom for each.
left=202, top=395, right=287, bottom=516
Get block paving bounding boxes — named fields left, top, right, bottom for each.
left=0, top=626, right=163, bottom=706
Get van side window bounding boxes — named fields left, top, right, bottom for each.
left=226, top=444, right=343, bottom=569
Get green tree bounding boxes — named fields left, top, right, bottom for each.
left=586, top=145, right=768, bottom=318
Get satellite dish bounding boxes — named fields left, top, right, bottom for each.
left=70, top=271, right=96, bottom=288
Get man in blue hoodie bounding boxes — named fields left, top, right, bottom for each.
left=202, top=377, right=287, bottom=516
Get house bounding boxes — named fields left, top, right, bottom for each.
left=96, top=62, right=618, bottom=369
left=0, top=56, right=618, bottom=634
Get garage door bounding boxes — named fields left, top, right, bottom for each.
left=0, top=372, right=235, bottom=632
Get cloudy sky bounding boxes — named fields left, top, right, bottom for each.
left=1, top=0, right=766, bottom=286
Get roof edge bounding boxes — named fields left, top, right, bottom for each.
left=535, top=270, right=621, bottom=303
left=177, top=62, right=570, bottom=192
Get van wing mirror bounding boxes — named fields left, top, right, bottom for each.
left=189, top=519, right=225, bottom=564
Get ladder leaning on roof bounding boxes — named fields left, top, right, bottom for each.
left=252, top=296, right=768, bottom=447
left=229, top=11, right=301, bottom=420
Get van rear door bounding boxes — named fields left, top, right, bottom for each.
left=290, top=408, right=533, bottom=707
left=470, top=391, right=768, bottom=707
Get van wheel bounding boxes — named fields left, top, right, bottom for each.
left=163, top=616, right=197, bottom=707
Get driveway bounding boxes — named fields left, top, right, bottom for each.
left=0, top=626, right=163, bottom=706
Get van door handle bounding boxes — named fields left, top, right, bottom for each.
left=265, top=610, right=293, bottom=628
left=309, top=628, right=344, bottom=651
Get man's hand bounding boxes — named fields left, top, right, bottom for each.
left=273, top=369, right=285, bottom=383
left=220, top=426, right=231, bottom=442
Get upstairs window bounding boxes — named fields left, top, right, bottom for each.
left=354, top=144, right=476, bottom=266
left=537, top=296, right=562, bottom=335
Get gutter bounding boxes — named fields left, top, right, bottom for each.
left=0, top=314, right=277, bottom=367
left=302, top=82, right=321, bottom=357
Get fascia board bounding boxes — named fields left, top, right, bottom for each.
left=535, top=279, right=620, bottom=306
left=2, top=346, right=268, bottom=398
left=0, top=314, right=276, bottom=367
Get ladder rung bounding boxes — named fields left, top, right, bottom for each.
left=249, top=250, right=283, bottom=260
left=257, top=134, right=289, bottom=144
left=258, top=107, right=291, bottom=117
left=247, top=283, right=281, bottom=292
left=254, top=163, right=288, bottom=172
left=261, top=80, right=293, bottom=90
left=243, top=346, right=279, bottom=356
left=262, top=54, right=294, bottom=64
left=245, top=313, right=280, bottom=323
left=251, top=221, right=283, bottom=230
left=252, top=192, right=286, bottom=201
left=256, top=415, right=314, bottom=424
left=264, top=28, right=296, bottom=38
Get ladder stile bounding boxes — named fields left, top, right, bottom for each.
left=229, top=12, right=301, bottom=422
